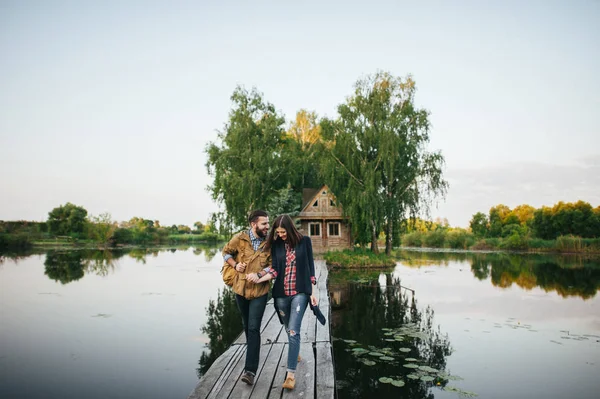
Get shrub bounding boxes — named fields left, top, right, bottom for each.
left=401, top=232, right=423, bottom=247
left=446, top=229, right=476, bottom=249
left=423, top=230, right=446, bottom=248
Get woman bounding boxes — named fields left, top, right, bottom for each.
left=247, top=214, right=318, bottom=390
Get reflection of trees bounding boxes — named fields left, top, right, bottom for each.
left=44, top=250, right=87, bottom=284
left=196, top=287, right=243, bottom=378
left=395, top=249, right=600, bottom=300
left=331, top=276, right=452, bottom=399
left=470, top=253, right=600, bottom=299
left=44, top=249, right=127, bottom=284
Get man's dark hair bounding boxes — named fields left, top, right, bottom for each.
left=248, top=210, right=268, bottom=225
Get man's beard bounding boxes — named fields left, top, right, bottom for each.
left=256, top=228, right=267, bottom=238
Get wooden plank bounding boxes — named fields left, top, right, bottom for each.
left=249, top=343, right=285, bottom=399
left=315, top=305, right=330, bottom=343
left=301, top=308, right=317, bottom=343
left=206, top=343, right=247, bottom=399
left=261, top=310, right=284, bottom=345
left=203, top=344, right=245, bottom=399
left=282, top=341, right=315, bottom=399
left=228, top=342, right=279, bottom=399
left=270, top=343, right=289, bottom=398
left=315, top=342, right=335, bottom=399
left=187, top=345, right=242, bottom=399
left=234, top=305, right=276, bottom=345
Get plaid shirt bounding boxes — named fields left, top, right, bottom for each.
left=247, top=229, right=277, bottom=278
left=274, top=242, right=316, bottom=296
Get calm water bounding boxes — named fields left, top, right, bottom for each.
left=1, top=248, right=599, bottom=399
left=0, top=246, right=230, bottom=399
left=331, top=250, right=600, bottom=399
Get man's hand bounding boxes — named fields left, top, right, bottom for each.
left=235, top=262, right=247, bottom=272
left=246, top=273, right=259, bottom=283
left=310, top=295, right=318, bottom=307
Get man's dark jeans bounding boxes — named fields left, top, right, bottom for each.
left=235, top=293, right=268, bottom=374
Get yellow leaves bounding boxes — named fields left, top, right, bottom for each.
left=287, top=109, right=322, bottom=146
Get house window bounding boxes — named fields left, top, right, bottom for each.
left=328, top=222, right=340, bottom=236
left=322, top=190, right=327, bottom=195
left=309, top=223, right=321, bottom=237
left=313, top=200, right=318, bottom=207
left=330, top=199, right=335, bottom=207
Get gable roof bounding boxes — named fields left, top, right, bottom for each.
left=301, top=187, right=322, bottom=210
left=300, top=185, right=330, bottom=213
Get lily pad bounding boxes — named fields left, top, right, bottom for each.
left=443, top=386, right=478, bottom=397
left=418, top=365, right=439, bottom=373
left=362, top=359, right=376, bottom=366
left=406, top=373, right=420, bottom=380
left=399, top=348, right=411, bottom=353
left=344, top=339, right=357, bottom=344
left=391, top=379, right=405, bottom=387
left=380, top=356, right=394, bottom=361
left=405, top=358, right=418, bottom=362
left=385, top=339, right=396, bottom=342
left=369, top=352, right=384, bottom=357
left=403, top=363, right=419, bottom=369
left=379, top=377, right=393, bottom=384
left=420, top=375, right=435, bottom=382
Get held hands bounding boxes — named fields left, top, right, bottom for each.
left=246, top=273, right=260, bottom=283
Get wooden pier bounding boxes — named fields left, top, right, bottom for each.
left=188, top=260, right=335, bottom=399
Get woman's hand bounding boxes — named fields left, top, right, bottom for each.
left=310, top=295, right=318, bottom=307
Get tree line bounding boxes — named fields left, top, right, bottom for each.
left=470, top=201, right=600, bottom=241
left=206, top=71, right=447, bottom=255
left=0, top=202, right=225, bottom=250
left=400, top=201, right=600, bottom=252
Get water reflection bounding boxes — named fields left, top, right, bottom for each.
left=196, top=287, right=243, bottom=378
left=397, top=250, right=600, bottom=299
left=331, top=275, right=456, bottom=398
left=1, top=244, right=224, bottom=283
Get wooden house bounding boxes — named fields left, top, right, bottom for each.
left=297, top=185, right=352, bottom=252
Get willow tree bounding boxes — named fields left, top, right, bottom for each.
left=321, top=72, right=447, bottom=254
left=205, top=87, right=290, bottom=229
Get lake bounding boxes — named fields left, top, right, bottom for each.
left=0, top=247, right=599, bottom=398
left=331, top=250, right=600, bottom=399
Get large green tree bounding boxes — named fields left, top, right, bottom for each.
left=321, top=72, right=447, bottom=254
left=205, top=87, right=293, bottom=229
left=47, top=202, right=88, bottom=236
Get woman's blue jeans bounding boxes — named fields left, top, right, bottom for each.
left=275, top=293, right=309, bottom=373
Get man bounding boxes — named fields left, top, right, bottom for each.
left=222, top=209, right=275, bottom=385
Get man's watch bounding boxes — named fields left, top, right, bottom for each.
left=257, top=271, right=264, bottom=278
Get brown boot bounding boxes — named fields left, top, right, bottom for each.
left=282, top=375, right=296, bottom=390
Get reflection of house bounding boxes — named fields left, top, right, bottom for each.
left=297, top=185, right=352, bottom=252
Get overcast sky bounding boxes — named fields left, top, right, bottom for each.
left=1, top=0, right=598, bottom=228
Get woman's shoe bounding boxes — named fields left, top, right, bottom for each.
left=282, top=375, right=296, bottom=390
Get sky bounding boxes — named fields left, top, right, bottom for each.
left=1, top=0, right=599, bottom=228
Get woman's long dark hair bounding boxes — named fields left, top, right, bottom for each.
left=265, top=214, right=303, bottom=251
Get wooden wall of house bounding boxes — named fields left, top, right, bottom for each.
left=299, top=219, right=351, bottom=252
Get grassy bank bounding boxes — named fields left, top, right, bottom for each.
left=324, top=249, right=396, bottom=268
left=401, top=230, right=600, bottom=253
left=1, top=232, right=226, bottom=252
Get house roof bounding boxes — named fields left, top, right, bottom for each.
left=301, top=187, right=322, bottom=210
